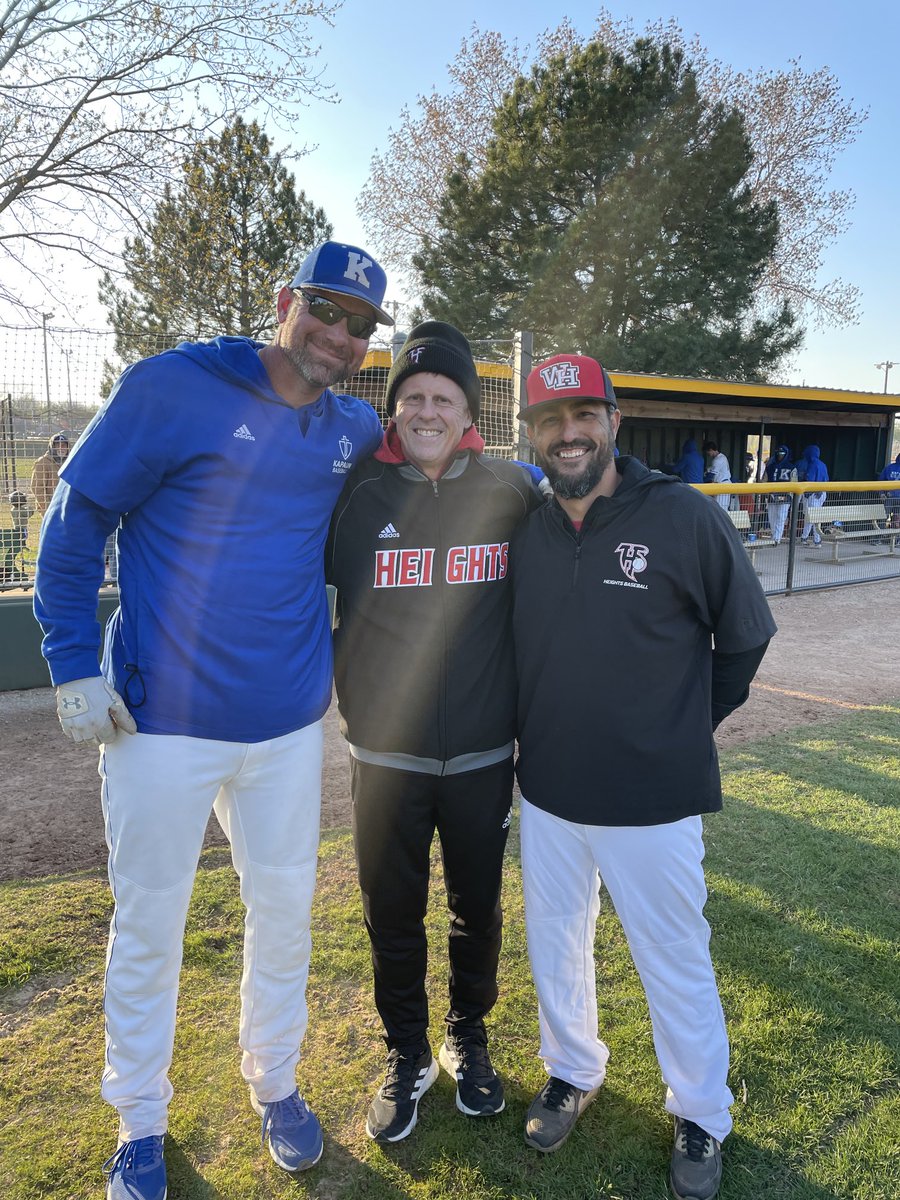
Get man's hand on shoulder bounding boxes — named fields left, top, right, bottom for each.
left=56, top=676, right=137, bottom=745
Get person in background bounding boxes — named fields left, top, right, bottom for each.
left=30, top=432, right=70, bottom=515
left=671, top=438, right=704, bottom=485
left=795, top=445, right=829, bottom=546
left=33, top=240, right=393, bottom=1200
left=1, top=490, right=34, bottom=583
left=511, top=354, right=775, bottom=1200
left=327, top=322, right=541, bottom=1144
left=702, top=440, right=732, bottom=510
left=878, top=452, right=900, bottom=529
left=764, top=446, right=797, bottom=545
left=736, top=452, right=758, bottom=532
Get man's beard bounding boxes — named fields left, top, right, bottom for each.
left=280, top=340, right=352, bottom=389
left=538, top=441, right=615, bottom=500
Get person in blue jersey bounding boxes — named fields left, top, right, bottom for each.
left=33, top=241, right=393, bottom=1200
left=764, top=445, right=798, bottom=545
left=879, top=452, right=900, bottom=528
left=795, top=445, right=829, bottom=546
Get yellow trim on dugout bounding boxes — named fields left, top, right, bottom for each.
left=695, top=481, right=900, bottom=495
left=360, top=352, right=900, bottom=407
left=610, top=372, right=899, bottom=409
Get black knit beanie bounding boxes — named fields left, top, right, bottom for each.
left=385, top=321, right=481, bottom=421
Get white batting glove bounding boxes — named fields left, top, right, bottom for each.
left=55, top=676, right=138, bottom=745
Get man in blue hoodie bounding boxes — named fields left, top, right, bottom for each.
left=33, top=242, right=393, bottom=1200
left=796, top=445, right=829, bottom=546
left=671, top=438, right=704, bottom=485
left=764, top=446, right=797, bottom=545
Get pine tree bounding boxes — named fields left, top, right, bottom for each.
left=100, top=118, right=332, bottom=372
left=413, top=39, right=801, bottom=379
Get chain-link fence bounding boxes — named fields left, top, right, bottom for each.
left=697, top=481, right=900, bottom=594
left=3, top=322, right=899, bottom=596
left=0, top=325, right=523, bottom=590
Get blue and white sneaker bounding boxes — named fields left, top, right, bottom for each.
left=251, top=1089, right=324, bottom=1172
left=103, top=1135, right=167, bottom=1200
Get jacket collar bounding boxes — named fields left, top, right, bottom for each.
left=375, top=419, right=485, bottom=465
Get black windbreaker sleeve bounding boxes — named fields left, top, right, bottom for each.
left=710, top=639, right=770, bottom=729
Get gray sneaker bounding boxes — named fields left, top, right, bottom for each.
left=523, top=1076, right=599, bottom=1152
left=670, top=1117, right=722, bottom=1200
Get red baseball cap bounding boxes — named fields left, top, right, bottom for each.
left=519, top=354, right=617, bottom=420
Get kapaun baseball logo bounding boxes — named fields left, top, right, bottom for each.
left=616, top=542, right=649, bottom=583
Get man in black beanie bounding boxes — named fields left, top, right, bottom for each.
left=326, top=321, right=542, bottom=1143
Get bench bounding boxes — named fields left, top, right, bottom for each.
left=804, top=503, right=898, bottom=562
left=726, top=509, right=774, bottom=565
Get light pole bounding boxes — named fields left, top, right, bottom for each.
left=875, top=360, right=897, bottom=394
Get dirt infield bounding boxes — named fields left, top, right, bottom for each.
left=2, top=579, right=897, bottom=882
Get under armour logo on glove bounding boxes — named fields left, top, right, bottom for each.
left=55, top=676, right=138, bottom=746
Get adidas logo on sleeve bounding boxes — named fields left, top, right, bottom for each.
left=233, top=424, right=256, bottom=441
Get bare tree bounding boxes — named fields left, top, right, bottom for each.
left=358, top=10, right=865, bottom=328
left=0, top=0, right=341, bottom=311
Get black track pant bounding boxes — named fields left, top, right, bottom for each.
left=350, top=755, right=513, bottom=1051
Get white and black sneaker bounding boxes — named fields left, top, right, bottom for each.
left=365, top=1045, right=438, bottom=1143
left=439, top=1032, right=505, bottom=1116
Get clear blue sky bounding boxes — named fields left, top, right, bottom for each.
left=289, top=0, right=900, bottom=395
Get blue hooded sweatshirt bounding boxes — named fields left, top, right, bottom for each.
left=34, top=336, right=383, bottom=742
left=879, top=453, right=900, bottom=483
left=796, top=444, right=829, bottom=484
left=764, top=446, right=796, bottom=487
left=671, top=438, right=704, bottom=484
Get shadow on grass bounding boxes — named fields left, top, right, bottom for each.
left=367, top=1077, right=852, bottom=1200
left=165, top=1138, right=225, bottom=1198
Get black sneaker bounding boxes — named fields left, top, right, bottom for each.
left=438, top=1032, right=505, bottom=1116
left=670, top=1117, right=722, bottom=1200
left=524, top=1076, right=599, bottom=1152
left=365, top=1045, right=438, bottom=1143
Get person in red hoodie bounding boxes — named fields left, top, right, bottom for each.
left=326, top=322, right=541, bottom=1144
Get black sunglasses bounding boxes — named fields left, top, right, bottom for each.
left=294, top=289, right=378, bottom=339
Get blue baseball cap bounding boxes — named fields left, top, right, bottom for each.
left=289, top=241, right=393, bottom=325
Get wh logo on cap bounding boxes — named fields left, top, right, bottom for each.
left=344, top=252, right=372, bottom=288
left=539, top=362, right=581, bottom=391
left=408, top=347, right=425, bottom=363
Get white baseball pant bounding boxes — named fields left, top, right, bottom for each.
left=520, top=798, right=733, bottom=1143
left=766, top=499, right=790, bottom=543
left=801, top=492, right=826, bottom=543
left=99, top=721, right=323, bottom=1142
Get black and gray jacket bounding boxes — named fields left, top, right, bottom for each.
left=511, top=457, right=776, bottom=825
left=327, top=451, right=540, bottom=773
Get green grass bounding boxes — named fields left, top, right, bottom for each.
left=2, top=709, right=899, bottom=1199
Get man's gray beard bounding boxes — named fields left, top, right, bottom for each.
left=281, top=342, right=350, bottom=390
left=542, top=444, right=614, bottom=499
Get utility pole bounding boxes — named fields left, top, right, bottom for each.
left=42, top=311, right=54, bottom=431
left=62, top=347, right=74, bottom=424
left=875, top=360, right=897, bottom=394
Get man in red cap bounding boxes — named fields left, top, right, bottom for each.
left=511, top=354, right=776, bottom=1200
